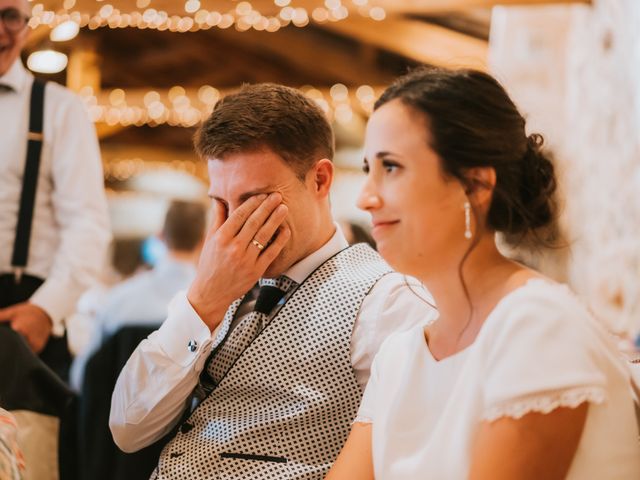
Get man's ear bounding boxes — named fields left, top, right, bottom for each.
left=465, top=166, right=496, bottom=209
left=307, top=158, right=334, bottom=197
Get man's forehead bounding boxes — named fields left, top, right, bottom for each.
left=205, top=149, right=301, bottom=201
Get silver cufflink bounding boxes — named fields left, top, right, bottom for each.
left=187, top=339, right=198, bottom=352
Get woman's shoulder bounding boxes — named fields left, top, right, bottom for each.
left=490, top=278, right=589, bottom=328
left=478, top=278, right=616, bottom=365
left=475, top=277, right=609, bottom=355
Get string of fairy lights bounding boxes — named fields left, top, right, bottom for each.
left=100, top=82, right=379, bottom=182
left=26, top=0, right=388, bottom=179
left=80, top=83, right=381, bottom=128
left=29, top=0, right=386, bottom=33
left=104, top=158, right=206, bottom=182
left=27, top=1, right=388, bottom=127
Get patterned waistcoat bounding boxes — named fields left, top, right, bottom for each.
left=153, top=244, right=391, bottom=479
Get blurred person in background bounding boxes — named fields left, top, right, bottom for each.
left=1, top=2, right=110, bottom=477
left=0, top=0, right=110, bottom=381
left=70, top=200, right=207, bottom=391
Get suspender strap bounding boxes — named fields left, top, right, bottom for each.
left=11, top=78, right=47, bottom=275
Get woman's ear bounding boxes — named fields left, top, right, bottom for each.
left=465, top=166, right=496, bottom=209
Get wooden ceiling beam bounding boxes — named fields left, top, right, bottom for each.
left=37, top=0, right=591, bottom=17
left=96, top=123, right=127, bottom=140
left=207, top=27, right=391, bottom=86
left=319, top=16, right=488, bottom=70
left=368, top=0, right=591, bottom=15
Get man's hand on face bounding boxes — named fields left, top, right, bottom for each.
left=0, top=302, right=53, bottom=353
left=187, top=192, right=290, bottom=331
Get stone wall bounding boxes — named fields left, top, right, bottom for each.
left=489, top=0, right=640, bottom=338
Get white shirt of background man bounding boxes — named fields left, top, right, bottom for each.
left=0, top=59, right=111, bottom=334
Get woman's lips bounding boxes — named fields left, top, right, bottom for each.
left=371, top=220, right=400, bottom=238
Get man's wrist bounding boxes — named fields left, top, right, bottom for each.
left=186, top=291, right=229, bottom=332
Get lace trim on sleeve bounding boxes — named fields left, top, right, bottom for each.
left=482, top=386, right=607, bottom=422
left=352, top=416, right=373, bottom=425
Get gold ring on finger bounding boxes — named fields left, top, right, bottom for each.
left=252, top=239, right=265, bottom=251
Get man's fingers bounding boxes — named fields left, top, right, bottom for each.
left=10, top=312, right=52, bottom=353
left=10, top=320, right=30, bottom=343
left=248, top=204, right=288, bottom=256
left=219, top=194, right=268, bottom=238
left=237, top=193, right=283, bottom=245
left=256, top=226, right=291, bottom=270
left=0, top=305, right=17, bottom=322
left=207, top=200, right=227, bottom=238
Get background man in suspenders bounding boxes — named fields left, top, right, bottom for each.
left=0, top=0, right=111, bottom=380
left=110, top=83, right=437, bottom=479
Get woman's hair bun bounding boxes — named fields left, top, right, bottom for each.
left=510, top=133, right=557, bottom=234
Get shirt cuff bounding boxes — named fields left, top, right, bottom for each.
left=29, top=282, right=75, bottom=336
left=155, top=291, right=214, bottom=367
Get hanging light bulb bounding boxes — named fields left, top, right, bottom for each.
left=27, top=50, right=68, bottom=74
left=50, top=20, right=80, bottom=41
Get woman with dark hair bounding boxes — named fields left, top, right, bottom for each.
left=326, top=67, right=640, bottom=479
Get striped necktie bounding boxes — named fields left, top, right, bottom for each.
left=209, top=275, right=295, bottom=383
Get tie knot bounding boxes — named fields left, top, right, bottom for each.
left=255, top=276, right=294, bottom=315
left=259, top=275, right=294, bottom=292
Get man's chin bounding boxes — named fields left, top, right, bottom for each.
left=262, top=263, right=285, bottom=279
left=0, top=51, right=18, bottom=76
left=262, top=254, right=291, bottom=279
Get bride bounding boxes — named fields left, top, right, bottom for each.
left=326, top=67, right=640, bottom=480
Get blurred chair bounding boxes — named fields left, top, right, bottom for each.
left=78, top=324, right=169, bottom=480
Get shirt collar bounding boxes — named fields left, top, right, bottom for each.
left=282, top=223, right=349, bottom=284
left=0, top=59, right=30, bottom=93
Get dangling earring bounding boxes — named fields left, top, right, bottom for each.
left=464, top=201, right=472, bottom=239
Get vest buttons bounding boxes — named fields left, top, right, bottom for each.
left=187, top=339, right=198, bottom=352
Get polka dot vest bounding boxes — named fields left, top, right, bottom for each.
left=152, top=244, right=391, bottom=479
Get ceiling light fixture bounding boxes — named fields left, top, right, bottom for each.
left=27, top=49, right=68, bottom=74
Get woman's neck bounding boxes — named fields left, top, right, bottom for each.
left=419, top=237, right=532, bottom=358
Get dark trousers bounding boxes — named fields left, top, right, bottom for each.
left=0, top=273, right=72, bottom=383
left=0, top=273, right=77, bottom=480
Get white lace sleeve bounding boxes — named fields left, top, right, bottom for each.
left=353, top=415, right=373, bottom=424
left=480, top=282, right=613, bottom=422
left=482, top=386, right=607, bottom=422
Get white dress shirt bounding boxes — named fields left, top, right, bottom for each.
left=0, top=60, right=111, bottom=333
left=110, top=225, right=438, bottom=452
left=70, top=257, right=196, bottom=391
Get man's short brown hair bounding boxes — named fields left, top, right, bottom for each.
left=194, top=83, right=334, bottom=178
